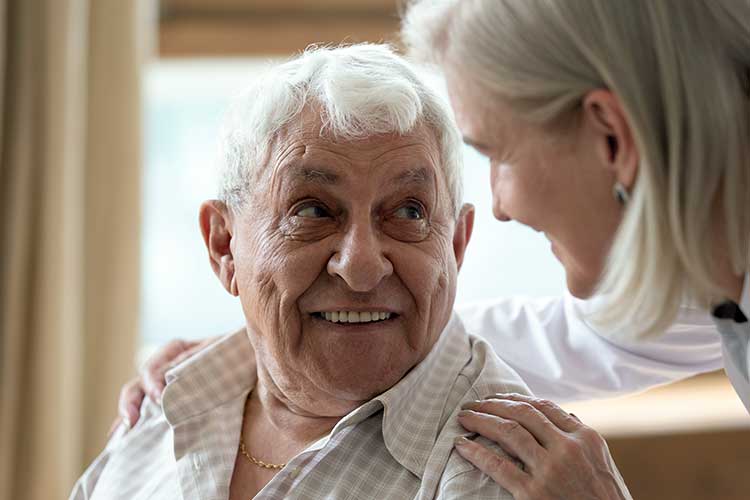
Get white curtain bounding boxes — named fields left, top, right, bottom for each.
left=0, top=0, right=150, bottom=498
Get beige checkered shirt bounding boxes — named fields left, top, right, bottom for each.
left=69, top=314, right=534, bottom=499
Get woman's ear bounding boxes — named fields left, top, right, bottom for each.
left=199, top=200, right=238, bottom=296
left=453, top=203, right=475, bottom=272
left=582, top=89, right=639, bottom=190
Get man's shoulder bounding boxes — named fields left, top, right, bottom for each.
left=437, top=437, right=517, bottom=499
left=70, top=396, right=175, bottom=500
left=412, top=318, right=528, bottom=499
left=457, top=319, right=534, bottom=399
left=111, top=395, right=171, bottom=452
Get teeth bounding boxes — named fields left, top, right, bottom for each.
left=317, top=311, right=393, bottom=324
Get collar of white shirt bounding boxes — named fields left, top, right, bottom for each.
left=160, top=313, right=472, bottom=480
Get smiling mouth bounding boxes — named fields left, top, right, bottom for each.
left=312, top=311, right=396, bottom=324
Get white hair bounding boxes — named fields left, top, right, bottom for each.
left=404, top=0, right=750, bottom=339
left=218, top=43, right=464, bottom=217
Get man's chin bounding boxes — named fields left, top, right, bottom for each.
left=314, top=363, right=413, bottom=403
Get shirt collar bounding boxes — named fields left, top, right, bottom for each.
left=330, top=313, right=472, bottom=478
left=161, top=314, right=472, bottom=479
left=162, top=331, right=255, bottom=426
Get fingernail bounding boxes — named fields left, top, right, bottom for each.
left=457, top=410, right=472, bottom=418
left=454, top=436, right=471, bottom=447
left=461, top=401, right=480, bottom=410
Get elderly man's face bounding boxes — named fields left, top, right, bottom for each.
left=201, top=110, right=473, bottom=414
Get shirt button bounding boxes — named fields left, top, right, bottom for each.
left=289, top=468, right=300, bottom=479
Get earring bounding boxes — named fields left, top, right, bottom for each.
left=613, top=182, right=630, bottom=205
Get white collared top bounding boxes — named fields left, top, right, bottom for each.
left=456, top=274, right=750, bottom=412
left=70, top=313, right=585, bottom=500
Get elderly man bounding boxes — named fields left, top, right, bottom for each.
left=70, top=44, right=537, bottom=499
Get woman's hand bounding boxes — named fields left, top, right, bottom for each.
left=455, top=393, right=629, bottom=500
left=107, top=336, right=222, bottom=436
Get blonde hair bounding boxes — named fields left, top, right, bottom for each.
left=403, top=0, right=750, bottom=339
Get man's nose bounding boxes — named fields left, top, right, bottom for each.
left=327, top=223, right=393, bottom=292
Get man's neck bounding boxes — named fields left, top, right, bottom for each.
left=247, top=378, right=342, bottom=448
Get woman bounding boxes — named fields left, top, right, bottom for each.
left=120, top=1, right=749, bottom=498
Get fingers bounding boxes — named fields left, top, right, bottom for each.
left=454, top=436, right=528, bottom=498
left=117, top=377, right=145, bottom=427
left=142, top=366, right=166, bottom=403
left=457, top=396, right=627, bottom=500
left=142, top=339, right=199, bottom=401
left=457, top=410, right=546, bottom=469
left=461, top=397, right=562, bottom=447
left=484, top=393, right=581, bottom=433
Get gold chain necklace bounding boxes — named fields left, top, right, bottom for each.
left=239, top=438, right=286, bottom=470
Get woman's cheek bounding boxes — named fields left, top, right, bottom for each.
left=506, top=166, right=557, bottom=229
left=490, top=165, right=527, bottom=219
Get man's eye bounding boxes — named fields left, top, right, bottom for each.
left=394, top=203, right=425, bottom=220
left=295, top=204, right=331, bottom=218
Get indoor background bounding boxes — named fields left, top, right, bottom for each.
left=1, top=1, right=748, bottom=499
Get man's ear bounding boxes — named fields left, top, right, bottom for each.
left=199, top=200, right=238, bottom=296
left=453, top=203, right=475, bottom=272
left=582, top=89, right=639, bottom=189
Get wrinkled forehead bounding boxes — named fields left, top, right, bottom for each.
left=274, top=105, right=440, bottom=155
left=259, top=110, right=447, bottom=197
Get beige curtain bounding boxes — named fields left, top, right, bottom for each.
left=0, top=0, right=150, bottom=498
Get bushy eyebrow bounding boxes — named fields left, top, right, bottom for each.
left=390, top=167, right=433, bottom=188
left=284, top=164, right=433, bottom=190
left=289, top=166, right=341, bottom=185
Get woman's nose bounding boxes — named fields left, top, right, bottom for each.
left=493, top=208, right=512, bottom=222
left=489, top=161, right=512, bottom=222
left=327, top=223, right=393, bottom=292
